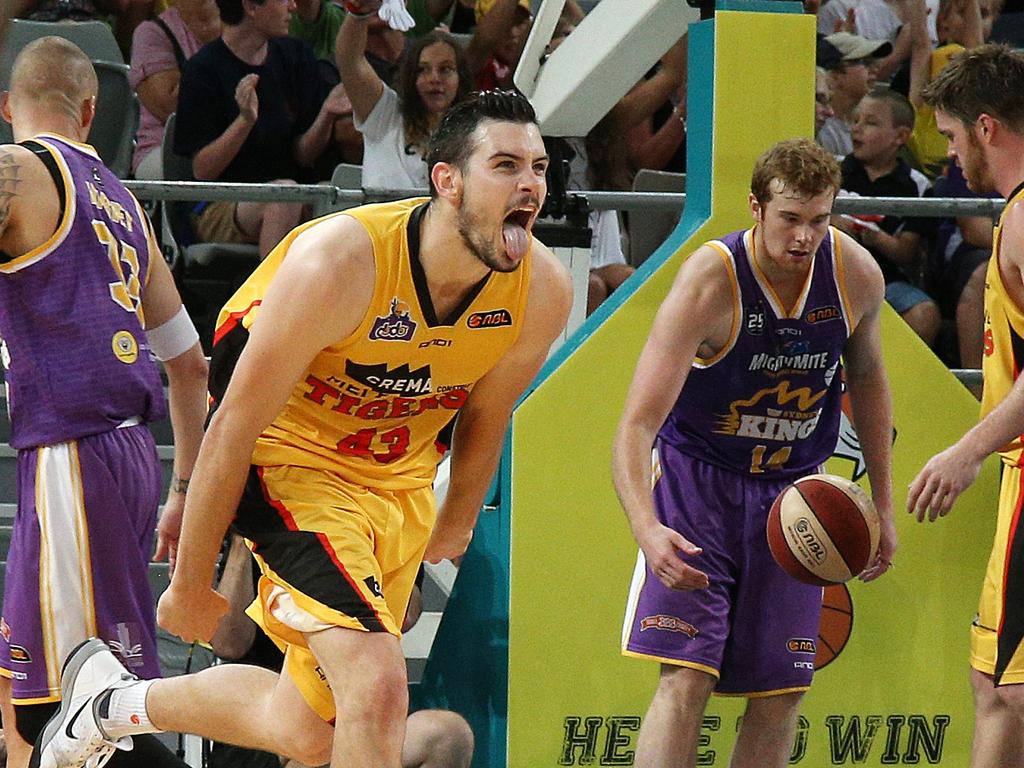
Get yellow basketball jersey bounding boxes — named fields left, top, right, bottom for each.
left=212, top=198, right=533, bottom=489
left=981, top=183, right=1024, bottom=466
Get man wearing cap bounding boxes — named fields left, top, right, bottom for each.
left=818, top=31, right=893, bottom=156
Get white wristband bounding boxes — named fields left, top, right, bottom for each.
left=146, top=305, right=199, bottom=361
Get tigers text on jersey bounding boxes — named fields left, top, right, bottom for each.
left=981, top=182, right=1024, bottom=466
left=658, top=228, right=854, bottom=478
left=211, top=198, right=532, bottom=490
left=0, top=134, right=165, bottom=449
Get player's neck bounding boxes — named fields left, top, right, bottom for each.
left=11, top=112, right=86, bottom=145
left=418, top=203, right=493, bottom=292
left=989, top=142, right=1024, bottom=199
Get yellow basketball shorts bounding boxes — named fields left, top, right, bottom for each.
left=233, top=464, right=435, bottom=721
left=971, top=463, right=1024, bottom=685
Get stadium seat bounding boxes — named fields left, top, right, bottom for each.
left=629, top=169, right=684, bottom=266
left=0, top=19, right=122, bottom=91
left=91, top=60, right=137, bottom=178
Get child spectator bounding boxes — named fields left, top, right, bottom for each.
left=818, top=31, right=892, bottom=156
left=835, top=86, right=941, bottom=346
left=130, top=0, right=220, bottom=179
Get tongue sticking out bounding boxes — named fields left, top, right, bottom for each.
left=502, top=220, right=529, bottom=261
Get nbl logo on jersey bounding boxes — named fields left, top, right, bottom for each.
left=369, top=298, right=417, bottom=342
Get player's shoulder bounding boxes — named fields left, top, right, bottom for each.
left=278, top=212, right=376, bottom=284
left=674, top=241, right=738, bottom=293
left=528, top=238, right=571, bottom=289
left=832, top=228, right=885, bottom=312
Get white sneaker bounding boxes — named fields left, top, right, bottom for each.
left=34, top=638, right=138, bottom=768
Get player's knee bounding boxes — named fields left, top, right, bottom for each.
left=406, top=709, right=474, bottom=767
left=278, top=723, right=333, bottom=766
left=992, top=680, right=1024, bottom=718
left=654, top=665, right=716, bottom=709
left=743, top=691, right=804, bottom=728
left=332, top=659, right=408, bottom=721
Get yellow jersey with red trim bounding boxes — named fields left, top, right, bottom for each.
left=211, top=198, right=533, bottom=489
left=981, top=182, right=1024, bottom=466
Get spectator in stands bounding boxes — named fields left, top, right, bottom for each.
left=174, top=0, right=350, bottom=259
left=818, top=31, right=892, bottom=156
left=925, top=162, right=994, bottom=372
left=816, top=0, right=911, bottom=80
left=130, top=0, right=221, bottom=179
left=815, top=66, right=835, bottom=138
left=572, top=36, right=686, bottom=311
left=466, top=0, right=531, bottom=90
left=627, top=35, right=687, bottom=176
left=336, top=1, right=471, bottom=189
left=19, top=0, right=154, bottom=55
left=907, top=0, right=1002, bottom=177
left=208, top=534, right=474, bottom=768
left=834, top=85, right=942, bottom=346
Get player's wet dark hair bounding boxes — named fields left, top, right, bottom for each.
left=426, top=90, right=538, bottom=196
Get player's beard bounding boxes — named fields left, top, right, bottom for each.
left=456, top=194, right=521, bottom=274
left=961, top=128, right=997, bottom=194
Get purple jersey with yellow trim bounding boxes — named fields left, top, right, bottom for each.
left=659, top=228, right=852, bottom=478
left=0, top=134, right=166, bottom=449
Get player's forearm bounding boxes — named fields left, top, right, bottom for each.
left=845, top=362, right=894, bottom=516
left=612, top=421, right=662, bottom=541
left=171, top=410, right=258, bottom=593
left=438, top=409, right=510, bottom=530
left=959, top=379, right=1024, bottom=461
left=163, top=343, right=209, bottom=492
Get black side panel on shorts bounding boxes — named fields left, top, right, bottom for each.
left=995, top=480, right=1024, bottom=684
left=232, top=467, right=387, bottom=633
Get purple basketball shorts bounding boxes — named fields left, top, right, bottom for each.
left=0, top=425, right=163, bottom=703
left=622, top=440, right=823, bottom=695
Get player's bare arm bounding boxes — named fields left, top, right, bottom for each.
left=835, top=232, right=897, bottom=580
left=424, top=243, right=572, bottom=563
left=140, top=229, right=209, bottom=572
left=612, top=245, right=734, bottom=591
left=0, top=144, right=60, bottom=255
left=158, top=215, right=377, bottom=643
left=909, top=201, right=1024, bottom=522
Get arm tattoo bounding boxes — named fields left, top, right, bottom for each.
left=0, top=149, right=21, bottom=237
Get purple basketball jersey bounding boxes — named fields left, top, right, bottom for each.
left=0, top=135, right=166, bottom=449
left=659, top=228, right=850, bottom=478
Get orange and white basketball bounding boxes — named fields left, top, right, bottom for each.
left=766, top=474, right=880, bottom=586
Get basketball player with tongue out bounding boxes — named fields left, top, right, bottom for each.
left=614, top=138, right=897, bottom=768
left=34, top=89, right=571, bottom=768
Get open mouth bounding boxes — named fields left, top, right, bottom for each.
left=505, top=208, right=534, bottom=229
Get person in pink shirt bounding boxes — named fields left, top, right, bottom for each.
left=129, top=0, right=220, bottom=178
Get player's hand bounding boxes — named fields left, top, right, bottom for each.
left=423, top=520, right=473, bottom=564
left=153, top=492, right=184, bottom=575
left=235, top=74, right=259, bottom=124
left=638, top=523, right=708, bottom=591
left=157, top=582, right=229, bottom=644
left=907, top=442, right=984, bottom=522
left=859, top=513, right=897, bottom=581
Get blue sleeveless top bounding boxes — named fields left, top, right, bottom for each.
left=659, top=227, right=852, bottom=478
left=0, top=134, right=166, bottom=449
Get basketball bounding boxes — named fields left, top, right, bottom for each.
left=766, top=474, right=880, bottom=586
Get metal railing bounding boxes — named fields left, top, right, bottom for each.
left=125, top=180, right=1005, bottom=218
left=126, top=180, right=995, bottom=385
